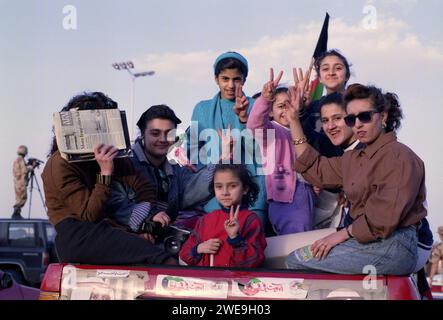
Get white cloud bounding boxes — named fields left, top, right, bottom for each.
left=138, top=50, right=214, bottom=83
left=137, top=16, right=443, bottom=96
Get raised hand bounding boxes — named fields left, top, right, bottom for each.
left=94, top=144, right=119, bottom=175
left=303, top=80, right=315, bottom=108
left=224, top=204, right=240, bottom=239
left=217, top=124, right=233, bottom=162
left=233, top=84, right=249, bottom=123
left=197, top=238, right=223, bottom=254
left=285, top=85, right=303, bottom=123
left=292, top=66, right=313, bottom=109
left=173, top=145, right=197, bottom=172
left=262, top=68, right=284, bottom=102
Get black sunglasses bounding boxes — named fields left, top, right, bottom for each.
left=344, top=110, right=380, bottom=127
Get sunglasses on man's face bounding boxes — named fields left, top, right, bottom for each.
left=344, top=110, right=380, bottom=127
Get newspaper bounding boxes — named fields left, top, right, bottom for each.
left=53, top=108, right=131, bottom=162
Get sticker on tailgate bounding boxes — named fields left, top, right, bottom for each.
left=60, top=265, right=149, bottom=300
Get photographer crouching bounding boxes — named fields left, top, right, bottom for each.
left=12, top=145, right=42, bottom=219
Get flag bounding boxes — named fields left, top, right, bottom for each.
left=310, top=77, right=324, bottom=101
left=310, top=13, right=329, bottom=101
left=313, top=12, right=329, bottom=60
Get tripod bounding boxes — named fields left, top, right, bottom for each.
left=27, top=169, right=47, bottom=219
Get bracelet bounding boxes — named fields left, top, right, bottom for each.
left=292, top=136, right=307, bottom=145
left=96, top=174, right=112, bottom=186
left=346, top=225, right=354, bottom=239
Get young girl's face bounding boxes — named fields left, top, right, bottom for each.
left=319, top=55, right=348, bottom=94
left=213, top=170, right=248, bottom=208
left=269, top=92, right=290, bottom=128
left=215, top=68, right=245, bottom=100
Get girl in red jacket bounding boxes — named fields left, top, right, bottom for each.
left=179, top=164, right=267, bottom=267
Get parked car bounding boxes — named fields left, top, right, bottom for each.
left=39, top=229, right=421, bottom=300
left=0, top=269, right=40, bottom=300
left=0, top=218, right=58, bottom=287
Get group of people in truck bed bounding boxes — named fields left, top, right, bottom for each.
left=41, top=50, right=432, bottom=281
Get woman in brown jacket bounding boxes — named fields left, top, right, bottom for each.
left=42, top=92, right=175, bottom=265
left=285, top=81, right=426, bottom=275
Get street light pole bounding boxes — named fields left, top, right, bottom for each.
left=112, top=61, right=155, bottom=141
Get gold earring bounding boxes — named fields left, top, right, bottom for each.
left=382, top=122, right=387, bottom=129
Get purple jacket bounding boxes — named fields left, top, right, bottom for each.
left=247, top=96, right=296, bottom=203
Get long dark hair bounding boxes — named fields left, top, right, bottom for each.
left=48, top=92, right=118, bottom=157
left=209, top=164, right=259, bottom=208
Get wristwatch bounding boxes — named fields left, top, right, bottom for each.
left=96, top=174, right=112, bottom=186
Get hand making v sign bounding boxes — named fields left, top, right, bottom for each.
left=293, top=64, right=315, bottom=110
left=262, top=68, right=284, bottom=102
left=233, top=84, right=249, bottom=123
left=224, top=204, right=241, bottom=239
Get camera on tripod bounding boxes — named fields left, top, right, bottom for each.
left=27, top=158, right=44, bottom=168
left=140, top=220, right=190, bottom=255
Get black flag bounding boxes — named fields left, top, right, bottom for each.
left=313, top=13, right=329, bottom=59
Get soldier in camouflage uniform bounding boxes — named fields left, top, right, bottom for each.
left=12, top=145, right=36, bottom=219
left=429, top=226, right=443, bottom=285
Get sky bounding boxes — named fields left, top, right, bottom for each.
left=1, top=0, right=442, bottom=241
